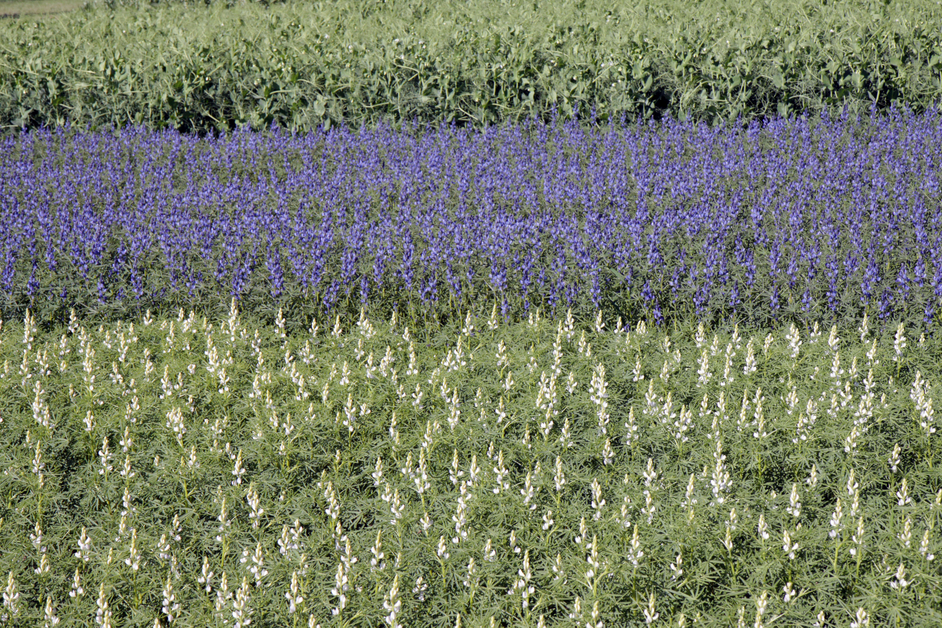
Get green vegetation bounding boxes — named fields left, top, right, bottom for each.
left=1, top=0, right=940, bottom=133
left=0, top=0, right=86, bottom=19
left=0, top=303, right=940, bottom=626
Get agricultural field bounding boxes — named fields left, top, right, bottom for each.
left=1, top=0, right=941, bottom=626
left=0, top=304, right=940, bottom=626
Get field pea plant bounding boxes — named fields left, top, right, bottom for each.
left=3, top=0, right=942, bottom=132
left=0, top=301, right=940, bottom=627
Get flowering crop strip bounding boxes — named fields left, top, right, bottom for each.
left=3, top=109, right=942, bottom=330
left=0, top=303, right=939, bottom=626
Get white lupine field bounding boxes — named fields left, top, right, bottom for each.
left=0, top=302, right=940, bottom=627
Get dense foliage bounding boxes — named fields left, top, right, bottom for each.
left=0, top=305, right=940, bottom=627
left=3, top=107, right=942, bottom=333
left=1, top=0, right=941, bottom=133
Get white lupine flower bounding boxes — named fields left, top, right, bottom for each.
left=520, top=470, right=536, bottom=510
left=643, top=591, right=659, bottom=625
left=239, top=542, right=268, bottom=587
left=846, top=468, right=859, bottom=496
left=216, top=495, right=231, bottom=543
left=806, top=464, right=818, bottom=489
left=829, top=498, right=843, bottom=539
left=920, top=528, right=935, bottom=561
left=278, top=520, right=304, bottom=557
left=552, top=553, right=565, bottom=582
left=783, top=581, right=797, bottom=603
left=98, top=436, right=113, bottom=476
left=574, top=516, right=589, bottom=548
left=627, top=524, right=643, bottom=567
left=711, top=440, right=731, bottom=505
left=286, top=570, right=304, bottom=615
left=754, top=590, right=769, bottom=628
left=584, top=535, right=601, bottom=586
left=786, top=483, right=801, bottom=518
left=493, top=450, right=510, bottom=494
left=889, top=443, right=901, bottom=473
left=468, top=455, right=481, bottom=485
left=463, top=558, right=478, bottom=589
left=697, top=345, right=711, bottom=387
left=850, top=608, right=869, bottom=628
left=793, top=398, right=817, bottom=444
left=670, top=552, right=683, bottom=580
left=757, top=514, right=769, bottom=541
left=743, top=338, right=757, bottom=374
left=752, top=388, right=767, bottom=439
left=559, top=416, right=574, bottom=447
left=42, top=595, right=59, bottom=627
left=75, top=527, right=92, bottom=562
left=643, top=458, right=658, bottom=488
left=681, top=474, right=697, bottom=509
left=371, top=530, right=386, bottom=570
left=232, top=577, right=253, bottom=628
left=198, top=556, right=214, bottom=592
left=921, top=398, right=936, bottom=437
left=893, top=323, right=906, bottom=361
left=782, top=529, right=798, bottom=560
left=165, top=406, right=186, bottom=444
left=437, top=535, right=450, bottom=560
left=588, top=599, right=603, bottom=628
left=897, top=478, right=912, bottom=506
left=898, top=516, right=913, bottom=548
left=69, top=569, right=83, bottom=599
left=330, top=563, right=348, bottom=616
left=162, top=574, right=179, bottom=625
left=125, top=529, right=141, bottom=572
left=2, top=572, right=20, bottom=621
left=213, top=572, right=231, bottom=621
left=889, top=563, right=909, bottom=590
left=157, top=534, right=171, bottom=561
left=850, top=517, right=865, bottom=556
left=247, top=484, right=265, bottom=529
left=554, top=456, right=566, bottom=492
left=231, top=450, right=245, bottom=486
left=508, top=550, right=534, bottom=612
left=412, top=576, right=428, bottom=601
left=383, top=574, right=402, bottom=628
left=483, top=538, right=496, bottom=562
left=94, top=583, right=111, bottom=628
left=415, top=448, right=431, bottom=495
left=454, top=482, right=468, bottom=544
left=591, top=478, right=605, bottom=520
left=642, top=488, right=656, bottom=524
left=672, top=404, right=693, bottom=443
left=786, top=323, right=801, bottom=358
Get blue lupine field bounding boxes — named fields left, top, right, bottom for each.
left=2, top=10, right=942, bottom=626
left=3, top=106, right=942, bottom=331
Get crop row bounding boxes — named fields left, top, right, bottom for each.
left=2, top=107, right=941, bottom=332
left=0, top=304, right=940, bottom=626
left=1, top=0, right=941, bottom=133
